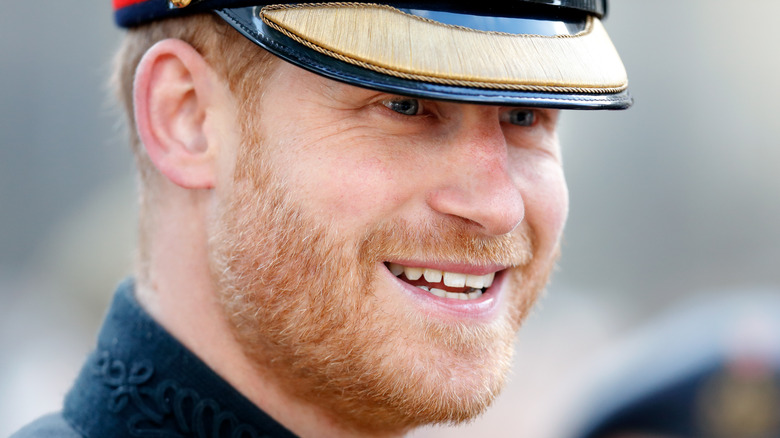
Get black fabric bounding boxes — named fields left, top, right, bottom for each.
left=11, top=413, right=81, bottom=438
left=577, top=365, right=719, bottom=438
left=115, top=0, right=607, bottom=28
left=12, top=279, right=298, bottom=438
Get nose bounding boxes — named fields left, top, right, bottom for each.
left=426, top=113, right=525, bottom=236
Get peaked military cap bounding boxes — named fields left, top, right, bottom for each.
left=113, top=0, right=631, bottom=109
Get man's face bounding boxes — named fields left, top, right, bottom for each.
left=209, top=62, right=568, bottom=432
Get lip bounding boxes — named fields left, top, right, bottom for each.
left=381, top=262, right=508, bottom=323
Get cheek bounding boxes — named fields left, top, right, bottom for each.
left=514, top=157, right=569, bottom=250
left=332, top=156, right=401, bottom=216
left=287, top=140, right=413, bottom=230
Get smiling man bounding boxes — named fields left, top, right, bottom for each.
left=13, top=1, right=629, bottom=437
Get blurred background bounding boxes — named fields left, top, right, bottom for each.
left=2, top=1, right=780, bottom=437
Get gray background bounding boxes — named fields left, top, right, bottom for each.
left=2, top=1, right=779, bottom=436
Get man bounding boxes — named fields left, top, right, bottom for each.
left=14, top=1, right=629, bottom=437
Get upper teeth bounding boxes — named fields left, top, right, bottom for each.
left=388, top=263, right=495, bottom=289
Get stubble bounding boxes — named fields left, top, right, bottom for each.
left=208, top=118, right=557, bottom=433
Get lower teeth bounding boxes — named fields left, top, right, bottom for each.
left=418, top=286, right=483, bottom=300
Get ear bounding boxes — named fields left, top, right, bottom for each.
left=134, top=39, right=221, bottom=189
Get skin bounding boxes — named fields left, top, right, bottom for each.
left=132, top=38, right=568, bottom=437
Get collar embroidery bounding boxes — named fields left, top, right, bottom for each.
left=94, top=351, right=261, bottom=438
left=62, top=279, right=295, bottom=438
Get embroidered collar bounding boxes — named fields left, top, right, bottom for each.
left=63, top=279, right=297, bottom=438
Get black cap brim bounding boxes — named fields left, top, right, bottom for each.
left=216, top=5, right=631, bottom=109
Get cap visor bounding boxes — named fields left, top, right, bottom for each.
left=217, top=4, right=631, bottom=109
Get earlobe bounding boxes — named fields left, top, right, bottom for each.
left=134, top=39, right=219, bottom=189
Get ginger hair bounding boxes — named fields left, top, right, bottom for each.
left=111, top=13, right=276, bottom=279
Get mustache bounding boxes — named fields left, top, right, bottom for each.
left=358, top=217, right=535, bottom=269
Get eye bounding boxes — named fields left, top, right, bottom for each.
left=501, top=109, right=536, bottom=127
left=382, top=98, right=423, bottom=116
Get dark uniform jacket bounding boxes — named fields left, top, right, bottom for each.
left=12, top=279, right=297, bottom=438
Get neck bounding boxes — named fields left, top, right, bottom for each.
left=135, top=184, right=407, bottom=438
